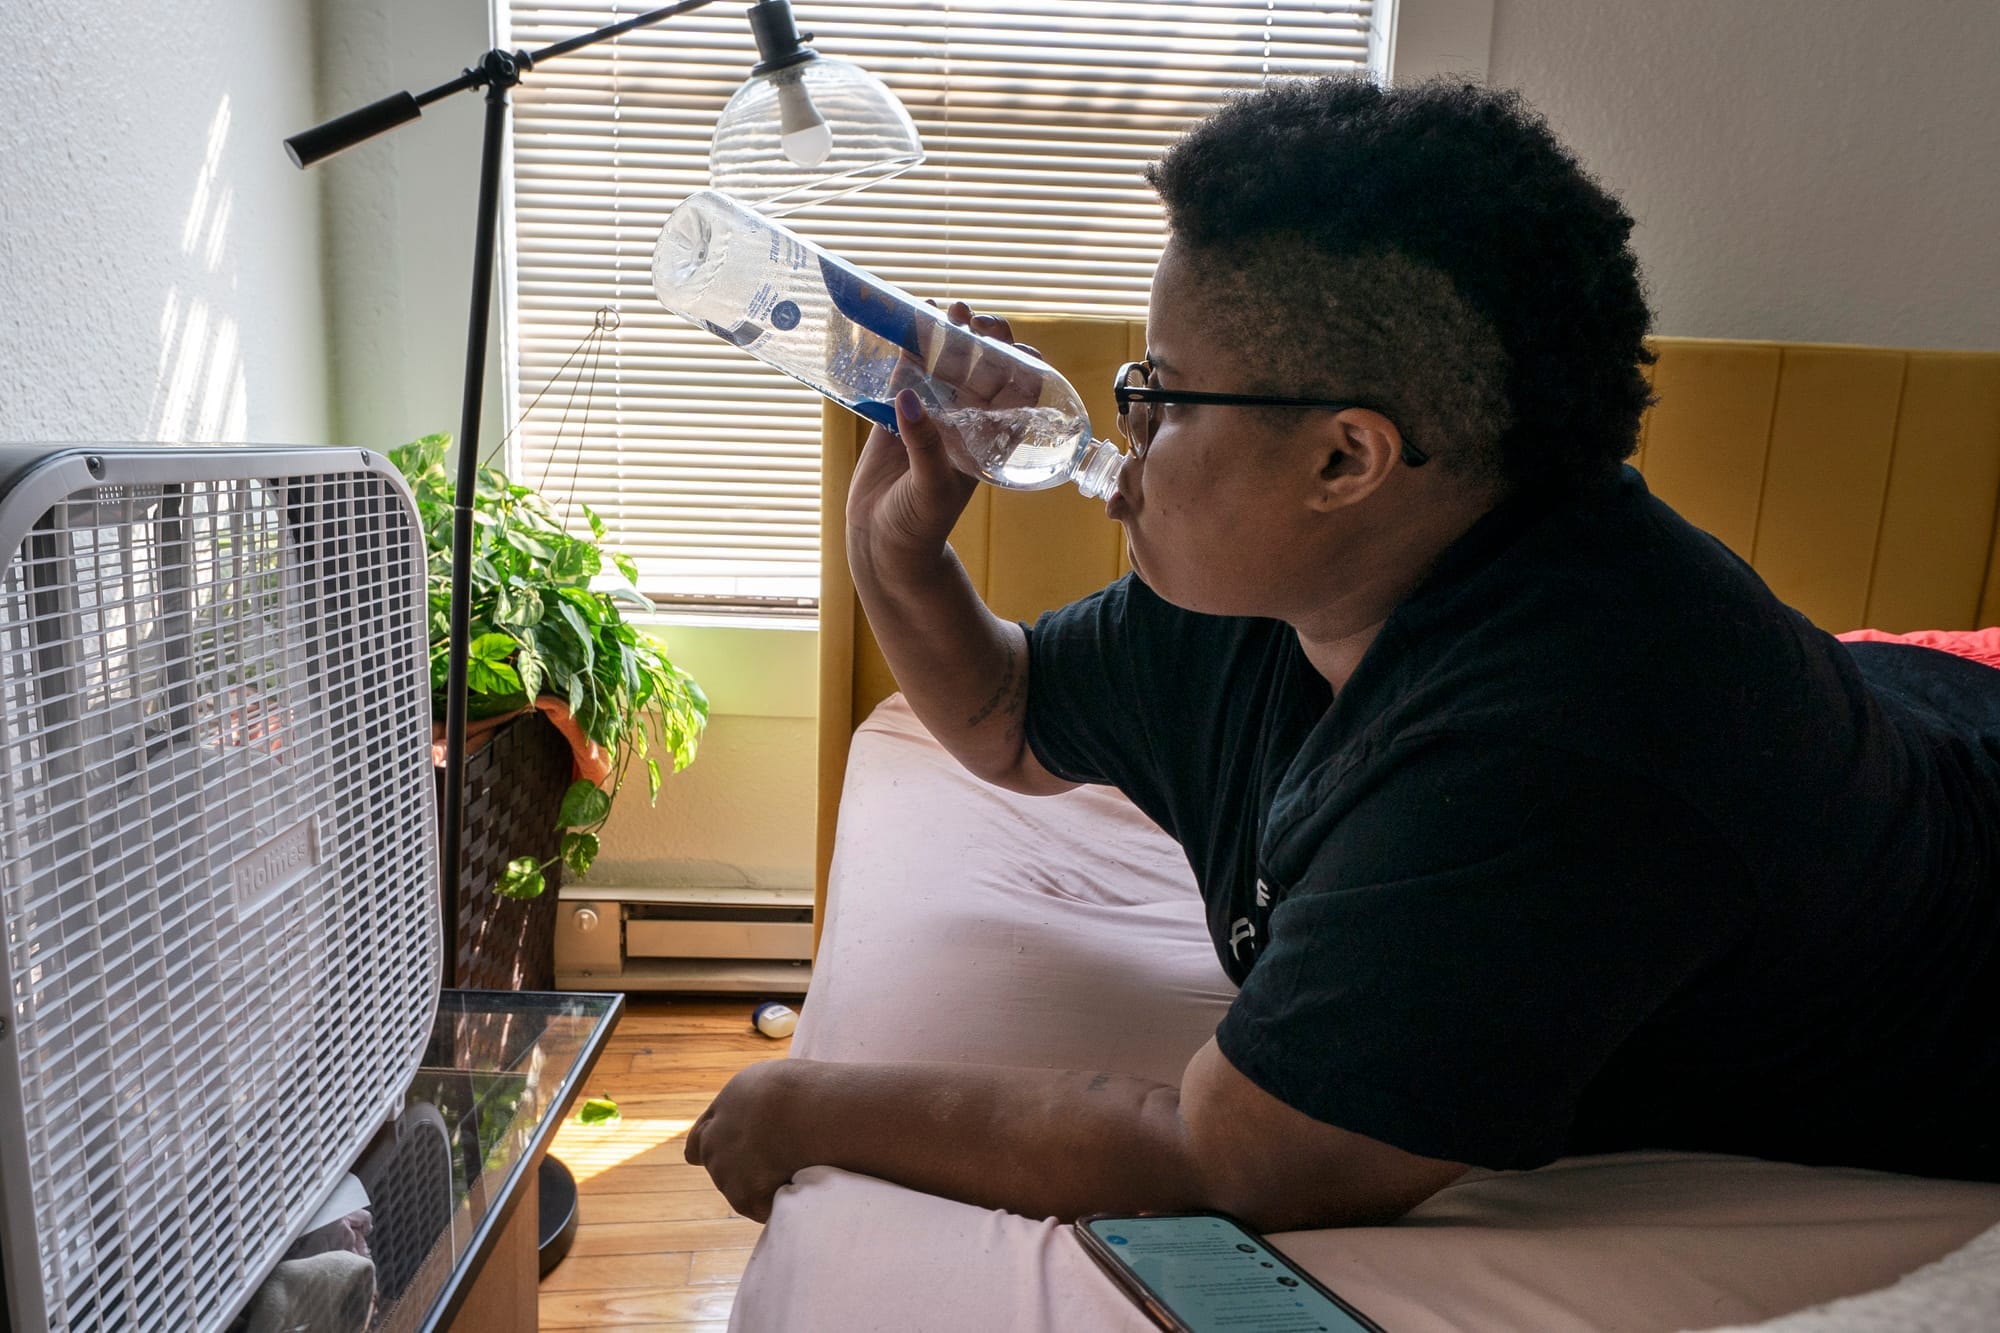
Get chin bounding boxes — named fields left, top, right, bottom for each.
left=1137, top=565, right=1260, bottom=620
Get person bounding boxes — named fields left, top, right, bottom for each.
left=685, top=75, right=2000, bottom=1231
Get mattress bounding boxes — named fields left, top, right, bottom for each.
left=733, top=695, right=2000, bottom=1332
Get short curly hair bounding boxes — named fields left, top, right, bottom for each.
left=1148, top=76, right=1655, bottom=493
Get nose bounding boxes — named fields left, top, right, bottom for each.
left=1111, top=447, right=1141, bottom=504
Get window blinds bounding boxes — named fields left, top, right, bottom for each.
left=503, top=0, right=1377, bottom=607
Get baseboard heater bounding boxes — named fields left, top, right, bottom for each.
left=554, top=883, right=812, bottom=994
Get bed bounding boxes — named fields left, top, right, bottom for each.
left=734, top=325, right=2000, bottom=1332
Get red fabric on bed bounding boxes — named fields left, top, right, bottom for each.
left=1837, top=628, right=2000, bottom=670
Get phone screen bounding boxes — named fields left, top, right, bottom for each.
left=1079, top=1215, right=1381, bottom=1333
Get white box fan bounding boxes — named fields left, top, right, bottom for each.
left=0, top=446, right=443, bottom=1333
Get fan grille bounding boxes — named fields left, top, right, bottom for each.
left=0, top=467, right=440, bottom=1332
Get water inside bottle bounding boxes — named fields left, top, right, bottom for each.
left=931, top=404, right=1085, bottom=488
left=820, top=302, right=1091, bottom=488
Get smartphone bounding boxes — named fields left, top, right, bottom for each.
left=1074, top=1212, right=1387, bottom=1333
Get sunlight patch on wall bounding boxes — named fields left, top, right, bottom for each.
left=152, top=95, right=248, bottom=443
left=181, top=95, right=233, bottom=258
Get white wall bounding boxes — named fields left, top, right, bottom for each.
left=309, top=0, right=504, bottom=454
left=1486, top=0, right=2000, bottom=350
left=591, top=620, right=820, bottom=895
left=0, top=0, right=333, bottom=445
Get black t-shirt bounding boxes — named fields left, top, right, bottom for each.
left=1023, top=466, right=2000, bottom=1178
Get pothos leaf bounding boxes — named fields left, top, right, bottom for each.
left=507, top=528, right=557, bottom=563
left=469, top=632, right=518, bottom=663
left=554, top=601, right=597, bottom=672
left=551, top=539, right=599, bottom=582
left=513, top=646, right=546, bottom=702
left=577, top=1096, right=620, bottom=1126
left=496, top=858, right=546, bottom=900
left=466, top=658, right=520, bottom=696
left=560, top=830, right=600, bottom=877
left=557, top=780, right=613, bottom=829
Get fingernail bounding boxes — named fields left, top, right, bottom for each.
left=896, top=389, right=920, bottom=414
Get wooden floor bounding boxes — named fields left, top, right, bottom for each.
left=538, top=996, right=794, bottom=1332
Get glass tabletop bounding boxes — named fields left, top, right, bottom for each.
left=354, top=989, right=623, bottom=1333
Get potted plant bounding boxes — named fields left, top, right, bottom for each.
left=392, top=434, right=709, bottom=984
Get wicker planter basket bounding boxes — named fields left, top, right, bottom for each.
left=435, top=708, right=570, bottom=990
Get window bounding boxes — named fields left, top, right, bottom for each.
left=502, top=0, right=1380, bottom=611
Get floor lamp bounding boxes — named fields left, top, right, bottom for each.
left=284, top=0, right=922, bottom=1270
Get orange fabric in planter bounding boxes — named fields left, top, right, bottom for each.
left=429, top=697, right=614, bottom=788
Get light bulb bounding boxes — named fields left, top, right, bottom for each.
left=776, top=78, right=832, bottom=168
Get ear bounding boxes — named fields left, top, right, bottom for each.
left=1303, top=409, right=1404, bottom=513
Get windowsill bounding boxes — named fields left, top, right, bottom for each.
left=636, top=608, right=817, bottom=633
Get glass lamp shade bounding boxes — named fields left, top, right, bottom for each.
left=709, top=56, right=923, bottom=216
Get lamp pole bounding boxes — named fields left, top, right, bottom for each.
left=440, top=49, right=512, bottom=993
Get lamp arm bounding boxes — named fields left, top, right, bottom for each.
left=283, top=0, right=718, bottom=166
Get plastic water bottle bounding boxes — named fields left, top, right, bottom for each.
left=652, top=188, right=1127, bottom=499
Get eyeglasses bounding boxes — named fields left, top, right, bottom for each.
left=1112, top=360, right=1428, bottom=467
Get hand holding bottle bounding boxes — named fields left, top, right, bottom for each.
left=912, top=302, right=1050, bottom=433
left=847, top=302, right=1026, bottom=570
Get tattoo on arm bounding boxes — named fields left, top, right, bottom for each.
left=967, top=635, right=1018, bottom=729
left=1084, top=1073, right=1113, bottom=1093
left=1002, top=654, right=1029, bottom=747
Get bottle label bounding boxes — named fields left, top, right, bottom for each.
left=821, top=254, right=920, bottom=354
left=724, top=234, right=816, bottom=346
left=769, top=230, right=810, bottom=273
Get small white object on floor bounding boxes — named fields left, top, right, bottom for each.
left=752, top=1001, right=798, bottom=1039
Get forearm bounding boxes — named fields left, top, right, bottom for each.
left=778, top=1059, right=1205, bottom=1222
left=848, top=539, right=1044, bottom=788
left=692, top=1051, right=1464, bottom=1228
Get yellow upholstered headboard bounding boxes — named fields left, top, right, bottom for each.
left=815, top=327, right=2000, bottom=934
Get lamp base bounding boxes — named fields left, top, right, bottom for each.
left=538, top=1154, right=580, bottom=1275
